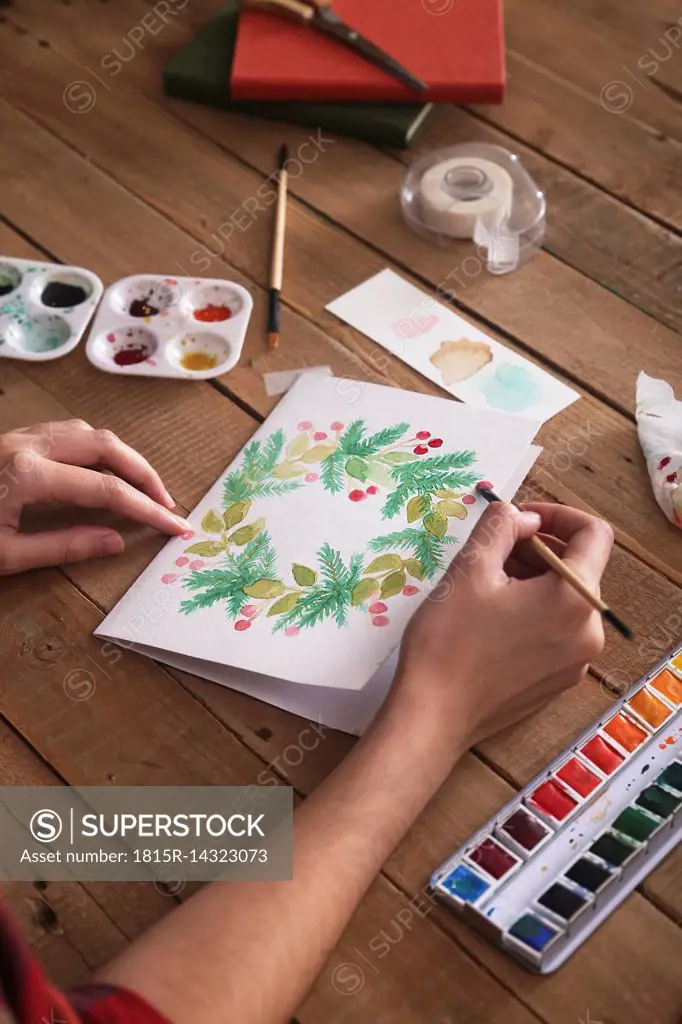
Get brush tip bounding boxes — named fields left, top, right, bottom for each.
left=267, top=331, right=280, bottom=350
left=475, top=484, right=500, bottom=503
left=278, top=144, right=289, bottom=170
left=603, top=608, right=633, bottom=641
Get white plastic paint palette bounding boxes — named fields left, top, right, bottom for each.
left=0, top=256, right=103, bottom=362
left=432, top=645, right=682, bottom=973
left=86, top=274, right=253, bottom=380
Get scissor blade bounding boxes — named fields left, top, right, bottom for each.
left=313, top=9, right=428, bottom=93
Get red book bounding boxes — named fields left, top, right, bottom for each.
left=231, top=0, right=505, bottom=104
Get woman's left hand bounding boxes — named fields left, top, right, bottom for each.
left=0, top=420, right=190, bottom=574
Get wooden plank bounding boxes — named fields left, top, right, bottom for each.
left=2, top=91, right=681, bottom=594
left=0, top=717, right=171, bottom=975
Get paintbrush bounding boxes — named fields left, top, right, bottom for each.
left=267, top=143, right=289, bottom=350
left=476, top=484, right=632, bottom=640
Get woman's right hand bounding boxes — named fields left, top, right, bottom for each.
left=390, top=501, right=615, bottom=762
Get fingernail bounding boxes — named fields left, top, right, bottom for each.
left=170, top=513, right=192, bottom=531
left=98, top=532, right=125, bottom=557
left=520, top=511, right=542, bottom=528
left=163, top=489, right=176, bottom=509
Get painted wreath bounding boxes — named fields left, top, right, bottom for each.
left=160, top=418, right=490, bottom=636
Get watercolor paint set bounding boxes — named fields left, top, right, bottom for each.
left=431, top=645, right=682, bottom=972
left=86, top=274, right=253, bottom=380
left=0, top=257, right=103, bottom=362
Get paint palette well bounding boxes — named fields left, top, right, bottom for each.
left=0, top=256, right=103, bottom=362
left=86, top=274, right=253, bottom=380
left=432, top=644, right=682, bottom=973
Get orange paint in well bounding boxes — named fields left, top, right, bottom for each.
left=181, top=351, right=218, bottom=372
left=650, top=669, right=682, bottom=706
left=627, top=688, right=672, bottom=729
left=603, top=713, right=648, bottom=752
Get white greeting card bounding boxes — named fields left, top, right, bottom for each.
left=97, top=377, right=540, bottom=729
left=326, top=270, right=578, bottom=425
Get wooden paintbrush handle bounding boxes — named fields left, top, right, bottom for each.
left=240, top=0, right=315, bottom=22
left=530, top=536, right=608, bottom=614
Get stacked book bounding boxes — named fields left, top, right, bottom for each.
left=163, top=0, right=505, bottom=149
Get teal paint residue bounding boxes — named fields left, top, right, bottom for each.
left=19, top=317, right=71, bottom=353
left=481, top=362, right=542, bottom=413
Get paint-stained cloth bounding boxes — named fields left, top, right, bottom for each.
left=0, top=900, right=168, bottom=1024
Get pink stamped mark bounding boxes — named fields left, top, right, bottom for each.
left=391, top=314, right=439, bottom=339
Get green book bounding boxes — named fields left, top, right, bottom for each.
left=163, top=2, right=434, bottom=149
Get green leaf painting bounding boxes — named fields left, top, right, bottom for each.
left=170, top=417, right=479, bottom=635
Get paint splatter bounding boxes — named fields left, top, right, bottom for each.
left=193, top=304, right=232, bottom=323
left=481, top=363, right=542, bottom=413
left=181, top=351, right=218, bottom=372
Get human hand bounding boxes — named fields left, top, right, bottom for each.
left=0, top=420, right=191, bottom=574
left=390, top=501, right=615, bottom=761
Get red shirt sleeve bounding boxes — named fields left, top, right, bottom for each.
left=0, top=899, right=169, bottom=1024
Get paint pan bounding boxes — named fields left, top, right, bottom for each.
left=527, top=779, right=578, bottom=825
left=554, top=756, right=603, bottom=799
left=535, top=880, right=592, bottom=924
left=649, top=669, right=682, bottom=706
left=579, top=734, right=624, bottom=775
left=495, top=806, right=551, bottom=859
left=626, top=688, right=673, bottom=730
left=86, top=274, right=252, bottom=380
left=467, top=837, right=521, bottom=881
left=563, top=854, right=616, bottom=894
left=602, top=712, right=649, bottom=753
left=0, top=256, right=102, bottom=362
left=432, top=641, right=682, bottom=974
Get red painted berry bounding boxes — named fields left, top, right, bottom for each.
left=241, top=605, right=257, bottom=618
left=462, top=494, right=476, bottom=505
left=234, top=620, right=251, bottom=631
left=161, top=573, right=177, bottom=584
left=331, top=421, right=344, bottom=431
left=402, top=585, right=419, bottom=596
left=413, top=445, right=428, bottom=455
left=366, top=485, right=378, bottom=495
left=416, top=430, right=431, bottom=440
left=285, top=626, right=300, bottom=637
left=181, top=531, right=194, bottom=540
left=428, top=438, right=443, bottom=448
left=313, top=431, right=328, bottom=441
left=349, top=489, right=367, bottom=502
left=372, top=615, right=389, bottom=627
left=297, top=420, right=313, bottom=430
left=477, top=479, right=493, bottom=490
left=175, top=556, right=189, bottom=567
left=369, top=602, right=388, bottom=614
left=305, top=472, right=319, bottom=483
left=658, top=457, right=671, bottom=470
left=665, top=472, right=678, bottom=484
left=189, top=559, right=205, bottom=571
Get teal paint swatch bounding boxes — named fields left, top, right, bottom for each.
left=612, top=806, right=660, bottom=842
left=480, top=363, right=542, bottom=413
left=636, top=785, right=680, bottom=819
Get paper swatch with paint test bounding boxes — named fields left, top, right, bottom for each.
left=326, top=270, right=578, bottom=425
left=96, top=375, right=540, bottom=734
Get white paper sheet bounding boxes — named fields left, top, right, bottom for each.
left=104, top=444, right=541, bottom=736
left=97, top=377, right=540, bottom=726
left=326, top=270, right=578, bottom=425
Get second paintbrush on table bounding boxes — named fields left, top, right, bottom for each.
left=476, top=484, right=632, bottom=640
left=267, top=143, right=289, bottom=350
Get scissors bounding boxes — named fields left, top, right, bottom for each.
left=240, top=0, right=428, bottom=93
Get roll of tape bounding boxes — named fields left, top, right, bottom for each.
left=419, top=156, right=513, bottom=239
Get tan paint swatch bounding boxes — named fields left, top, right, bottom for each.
left=430, top=339, right=493, bottom=385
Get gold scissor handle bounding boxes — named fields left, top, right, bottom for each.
left=240, top=0, right=316, bottom=22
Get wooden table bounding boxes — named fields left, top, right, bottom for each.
left=0, top=1, right=681, bottom=1020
